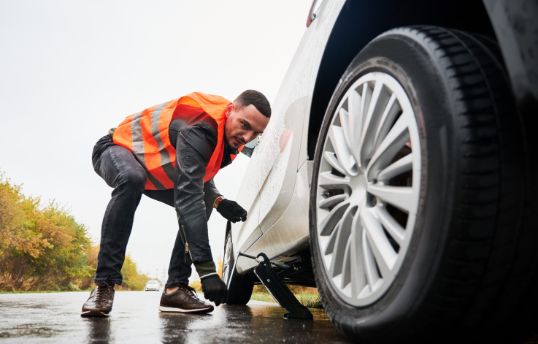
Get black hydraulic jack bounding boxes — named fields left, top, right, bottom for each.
left=239, top=252, right=313, bottom=320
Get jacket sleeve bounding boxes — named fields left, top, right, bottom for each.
left=204, top=179, right=222, bottom=207
left=174, top=121, right=217, bottom=264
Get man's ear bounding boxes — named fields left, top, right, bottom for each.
left=226, top=102, right=234, bottom=117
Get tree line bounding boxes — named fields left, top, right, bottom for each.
left=0, top=173, right=148, bottom=291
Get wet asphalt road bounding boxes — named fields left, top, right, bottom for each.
left=0, top=291, right=350, bottom=343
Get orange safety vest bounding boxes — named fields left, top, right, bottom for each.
left=112, top=92, right=240, bottom=190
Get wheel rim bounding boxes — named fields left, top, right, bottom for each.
left=315, top=71, right=421, bottom=306
left=223, top=232, right=233, bottom=286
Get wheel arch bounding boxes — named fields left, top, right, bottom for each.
left=307, top=0, right=496, bottom=159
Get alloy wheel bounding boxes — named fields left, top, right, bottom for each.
left=315, top=71, right=421, bottom=306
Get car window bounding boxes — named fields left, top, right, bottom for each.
left=241, top=135, right=262, bottom=158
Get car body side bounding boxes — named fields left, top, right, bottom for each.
left=231, top=0, right=537, bottom=275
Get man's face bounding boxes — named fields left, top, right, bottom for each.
left=224, top=103, right=269, bottom=149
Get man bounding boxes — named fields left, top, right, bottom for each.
left=82, top=90, right=271, bottom=317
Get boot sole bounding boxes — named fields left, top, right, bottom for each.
left=81, top=310, right=110, bottom=318
left=159, top=305, right=213, bottom=314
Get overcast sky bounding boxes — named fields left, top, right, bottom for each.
left=0, top=1, right=311, bottom=281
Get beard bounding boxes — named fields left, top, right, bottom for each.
left=227, top=136, right=239, bottom=149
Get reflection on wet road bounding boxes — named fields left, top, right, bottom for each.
left=0, top=291, right=350, bottom=343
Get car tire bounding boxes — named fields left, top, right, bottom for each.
left=223, top=221, right=254, bottom=305
left=309, top=26, right=536, bottom=342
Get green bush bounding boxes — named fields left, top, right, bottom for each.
left=0, top=173, right=147, bottom=291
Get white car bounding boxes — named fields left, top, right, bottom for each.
left=144, top=279, right=161, bottom=292
left=223, top=0, right=537, bottom=342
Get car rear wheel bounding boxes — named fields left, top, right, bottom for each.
left=223, top=222, right=254, bottom=305
left=310, top=26, right=536, bottom=342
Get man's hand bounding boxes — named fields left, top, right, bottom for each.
left=201, top=274, right=227, bottom=306
left=216, top=199, right=247, bottom=223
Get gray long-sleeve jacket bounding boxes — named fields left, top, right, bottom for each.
left=93, top=111, right=236, bottom=277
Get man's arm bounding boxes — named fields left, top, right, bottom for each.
left=174, top=121, right=218, bottom=276
left=175, top=120, right=237, bottom=305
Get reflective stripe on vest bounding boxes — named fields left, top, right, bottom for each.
left=112, top=92, right=238, bottom=190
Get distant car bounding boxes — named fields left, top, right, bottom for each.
left=223, top=0, right=537, bottom=342
left=144, top=279, right=161, bottom=292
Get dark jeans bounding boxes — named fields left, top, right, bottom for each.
left=91, top=135, right=213, bottom=288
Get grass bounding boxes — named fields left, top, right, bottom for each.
left=251, top=285, right=323, bottom=308
left=190, top=278, right=323, bottom=308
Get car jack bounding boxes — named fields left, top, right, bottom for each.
left=239, top=252, right=313, bottom=320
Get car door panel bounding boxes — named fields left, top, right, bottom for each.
left=233, top=0, right=345, bottom=269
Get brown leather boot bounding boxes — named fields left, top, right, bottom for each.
left=81, top=284, right=115, bottom=317
left=159, top=284, right=214, bottom=313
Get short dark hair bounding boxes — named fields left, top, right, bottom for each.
left=234, top=90, right=271, bottom=118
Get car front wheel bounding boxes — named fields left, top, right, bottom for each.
left=310, top=26, right=536, bottom=342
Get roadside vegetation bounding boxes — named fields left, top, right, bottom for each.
left=0, top=173, right=148, bottom=292
left=251, top=285, right=322, bottom=308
